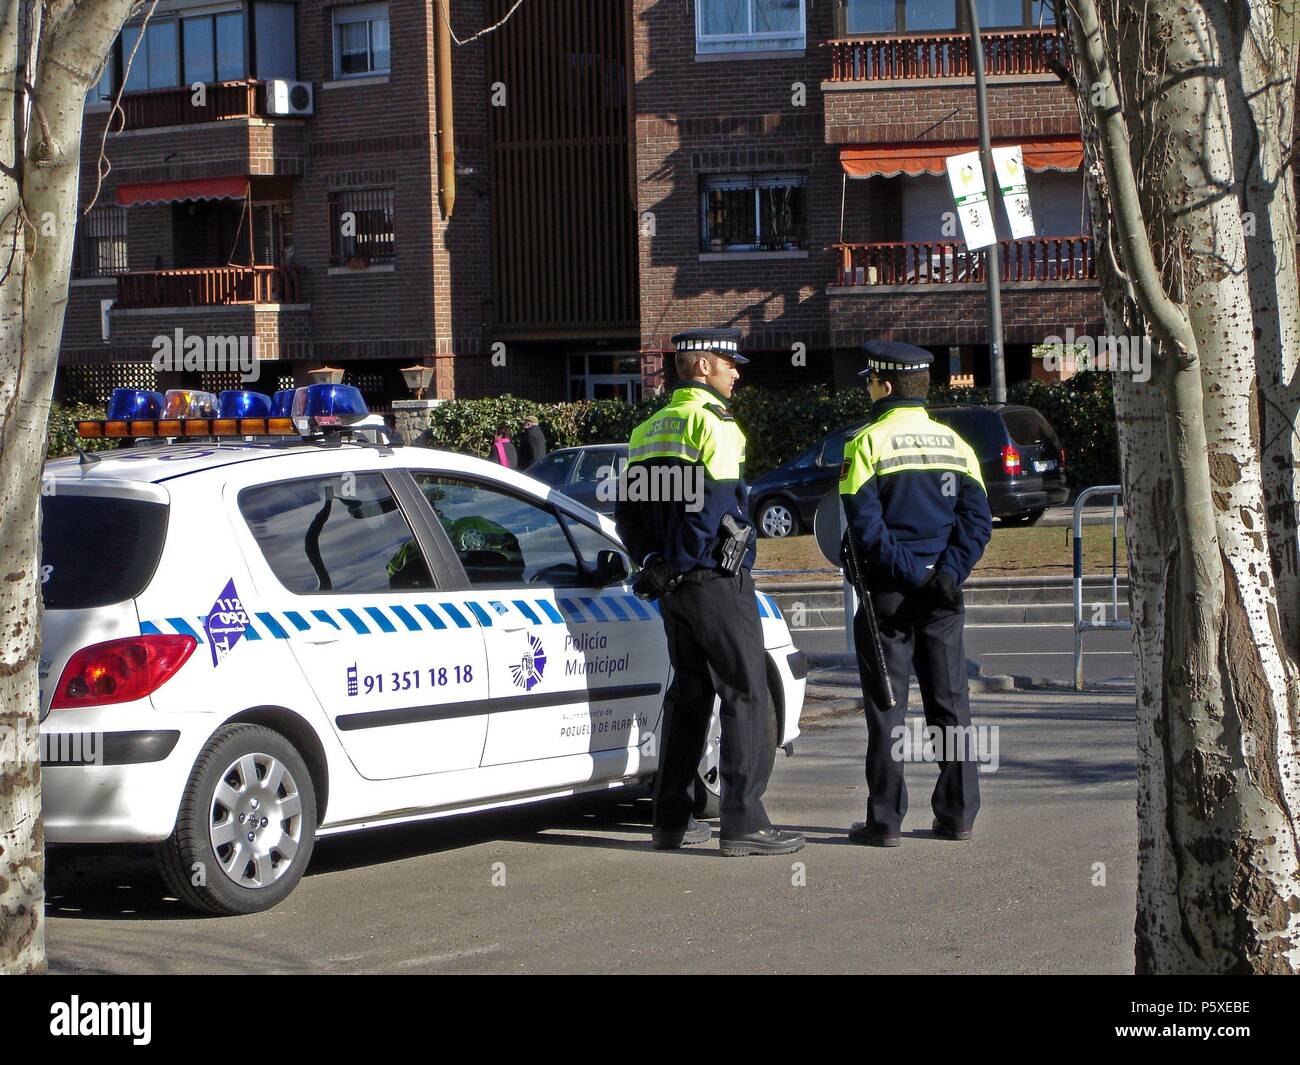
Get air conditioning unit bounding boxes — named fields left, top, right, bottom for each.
left=266, top=79, right=313, bottom=117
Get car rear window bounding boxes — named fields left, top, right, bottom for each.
left=1002, top=409, right=1060, bottom=448
left=528, top=451, right=579, bottom=486
left=41, top=495, right=168, bottom=609
left=929, top=409, right=1005, bottom=459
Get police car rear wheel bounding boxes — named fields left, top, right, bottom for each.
left=757, top=499, right=799, bottom=539
left=158, top=724, right=317, bottom=916
left=693, top=695, right=780, bottom=819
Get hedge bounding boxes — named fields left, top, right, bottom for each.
left=417, top=372, right=1120, bottom=491
left=46, top=403, right=116, bottom=458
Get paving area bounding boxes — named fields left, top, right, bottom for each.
left=46, top=689, right=1138, bottom=975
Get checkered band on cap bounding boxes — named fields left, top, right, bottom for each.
left=865, top=356, right=927, bottom=371
left=676, top=338, right=739, bottom=353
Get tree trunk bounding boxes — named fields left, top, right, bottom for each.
left=0, top=0, right=135, bottom=976
left=1066, top=0, right=1300, bottom=973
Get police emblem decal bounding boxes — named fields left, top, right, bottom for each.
left=203, top=578, right=249, bottom=668
left=510, top=634, right=547, bottom=691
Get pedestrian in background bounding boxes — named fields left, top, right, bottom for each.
left=517, top=415, right=548, bottom=470
left=488, top=423, right=517, bottom=468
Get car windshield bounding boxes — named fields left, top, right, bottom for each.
left=528, top=450, right=579, bottom=486
left=41, top=494, right=169, bottom=608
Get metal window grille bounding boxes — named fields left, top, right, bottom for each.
left=328, top=188, right=396, bottom=265
left=72, top=206, right=129, bottom=278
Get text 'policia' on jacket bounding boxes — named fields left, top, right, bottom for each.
left=839, top=397, right=993, bottom=591
left=615, top=382, right=757, bottom=575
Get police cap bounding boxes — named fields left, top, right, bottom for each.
left=672, top=327, right=748, bottom=365
left=857, top=340, right=933, bottom=376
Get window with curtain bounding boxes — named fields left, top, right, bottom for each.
left=696, top=0, right=805, bottom=54
left=333, top=3, right=390, bottom=77
left=329, top=188, right=396, bottom=264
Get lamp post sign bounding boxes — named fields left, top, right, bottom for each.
left=944, top=150, right=997, bottom=250
left=991, top=145, right=1036, bottom=240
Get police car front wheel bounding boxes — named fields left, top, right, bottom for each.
left=158, top=724, right=318, bottom=916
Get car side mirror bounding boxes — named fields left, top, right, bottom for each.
left=595, top=549, right=630, bottom=586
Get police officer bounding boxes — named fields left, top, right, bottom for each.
left=839, top=341, right=992, bottom=846
left=615, top=328, right=804, bottom=857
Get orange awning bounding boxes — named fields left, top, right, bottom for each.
left=115, top=176, right=249, bottom=207
left=841, top=137, right=1084, bottom=178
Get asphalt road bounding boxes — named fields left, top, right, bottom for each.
left=46, top=689, right=1139, bottom=974
left=792, top=621, right=1136, bottom=687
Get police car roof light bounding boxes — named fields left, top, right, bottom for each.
left=270, top=389, right=297, bottom=417
left=106, top=388, right=164, bottom=421
left=291, top=383, right=369, bottom=434
left=162, top=389, right=218, bottom=419
left=218, top=390, right=272, bottom=418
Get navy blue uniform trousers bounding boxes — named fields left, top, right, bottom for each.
left=854, top=588, right=981, bottom=834
left=654, top=569, right=773, bottom=838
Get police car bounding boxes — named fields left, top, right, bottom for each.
left=40, top=385, right=806, bottom=914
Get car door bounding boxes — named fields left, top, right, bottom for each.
left=229, top=468, right=491, bottom=781
left=566, top=448, right=623, bottom=514
left=405, top=470, right=669, bottom=771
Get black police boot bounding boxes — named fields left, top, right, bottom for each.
left=847, top=821, right=901, bottom=847
left=718, top=828, right=805, bottom=857
left=931, top=818, right=973, bottom=841
left=652, top=817, right=713, bottom=850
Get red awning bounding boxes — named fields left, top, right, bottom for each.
left=841, top=137, right=1084, bottom=178
left=115, top=176, right=249, bottom=207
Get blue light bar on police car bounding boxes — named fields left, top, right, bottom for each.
left=106, top=389, right=164, bottom=421
left=271, top=389, right=297, bottom=417
left=290, top=384, right=370, bottom=434
left=218, top=390, right=272, bottom=418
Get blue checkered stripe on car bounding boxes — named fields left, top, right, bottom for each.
left=142, top=591, right=779, bottom=644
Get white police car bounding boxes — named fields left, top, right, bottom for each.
left=39, top=386, right=806, bottom=914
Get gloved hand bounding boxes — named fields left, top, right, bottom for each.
left=632, top=558, right=681, bottom=601
left=924, top=567, right=962, bottom=607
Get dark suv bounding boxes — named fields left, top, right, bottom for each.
left=748, top=404, right=1068, bottom=537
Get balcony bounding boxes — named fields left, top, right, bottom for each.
left=827, top=27, right=1068, bottom=82
left=833, top=236, right=1095, bottom=286
left=116, top=79, right=272, bottom=131
left=115, top=265, right=302, bottom=308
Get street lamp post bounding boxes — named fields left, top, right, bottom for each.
left=966, top=0, right=1007, bottom=403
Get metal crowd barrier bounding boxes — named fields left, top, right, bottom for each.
left=1072, top=485, right=1131, bottom=689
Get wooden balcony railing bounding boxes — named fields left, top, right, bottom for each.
left=115, top=265, right=302, bottom=308
left=834, top=236, right=1095, bottom=286
left=827, top=28, right=1068, bottom=82
left=117, top=79, right=265, bottom=130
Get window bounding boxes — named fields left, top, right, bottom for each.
left=841, top=0, right=1053, bottom=33
left=701, top=173, right=808, bottom=252
left=41, top=496, right=168, bottom=609
left=696, top=0, right=804, bottom=54
left=412, top=475, right=614, bottom=589
left=566, top=353, right=643, bottom=402
left=255, top=2, right=298, bottom=79
left=123, top=21, right=180, bottom=92
left=328, top=187, right=396, bottom=264
left=527, top=450, right=581, bottom=488
left=86, top=52, right=117, bottom=105
left=239, top=474, right=434, bottom=594
left=572, top=449, right=625, bottom=488
left=72, top=206, right=128, bottom=278
left=333, top=3, right=390, bottom=78
left=181, top=11, right=245, bottom=84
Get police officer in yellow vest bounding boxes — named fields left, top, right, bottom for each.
left=615, top=328, right=804, bottom=857
left=840, top=341, right=992, bottom=846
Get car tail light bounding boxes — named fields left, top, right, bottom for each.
left=50, top=635, right=196, bottom=709
left=1059, top=447, right=1067, bottom=471
left=1001, top=444, right=1022, bottom=477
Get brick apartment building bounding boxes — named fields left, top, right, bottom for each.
left=632, top=0, right=1105, bottom=391
left=57, top=0, right=640, bottom=410
left=57, top=0, right=1105, bottom=408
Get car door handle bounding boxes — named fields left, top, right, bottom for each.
left=302, top=634, right=340, bottom=646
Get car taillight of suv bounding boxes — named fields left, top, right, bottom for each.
left=1059, top=448, right=1067, bottom=471
left=50, top=635, right=197, bottom=709
left=1001, top=444, right=1022, bottom=477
